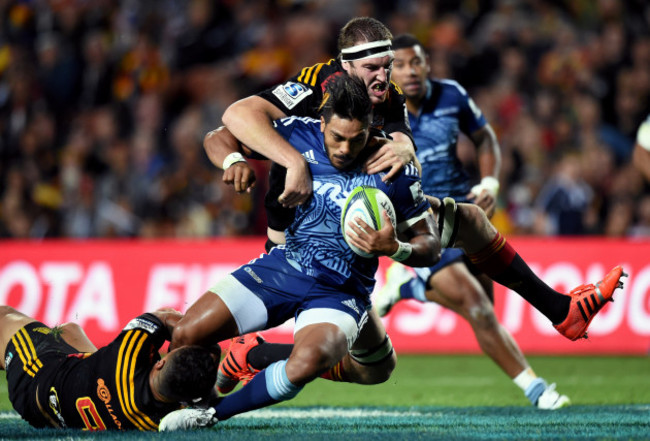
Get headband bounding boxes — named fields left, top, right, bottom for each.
left=340, top=40, right=393, bottom=62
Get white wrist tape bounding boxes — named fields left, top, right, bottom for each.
left=223, top=152, right=247, bottom=170
left=470, top=176, right=500, bottom=198
left=390, top=241, right=412, bottom=262
left=637, top=120, right=650, bottom=151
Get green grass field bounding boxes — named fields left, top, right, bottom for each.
left=1, top=354, right=648, bottom=440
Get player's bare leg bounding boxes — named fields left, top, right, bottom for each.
left=171, top=290, right=240, bottom=350
left=323, top=309, right=396, bottom=385
left=427, top=262, right=527, bottom=378
left=58, top=323, right=98, bottom=353
left=285, top=322, right=350, bottom=385
left=425, top=264, right=569, bottom=408
left=0, top=306, right=37, bottom=370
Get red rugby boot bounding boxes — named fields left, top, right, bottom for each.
left=554, top=266, right=627, bottom=341
left=216, top=333, right=264, bottom=394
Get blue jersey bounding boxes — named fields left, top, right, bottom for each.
left=410, top=79, right=486, bottom=201
left=273, top=116, right=430, bottom=297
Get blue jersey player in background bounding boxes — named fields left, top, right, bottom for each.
left=159, top=74, right=440, bottom=430
left=374, top=34, right=570, bottom=410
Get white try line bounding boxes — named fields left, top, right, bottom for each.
left=0, top=408, right=432, bottom=421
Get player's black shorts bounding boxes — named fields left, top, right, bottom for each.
left=4, top=321, right=78, bottom=428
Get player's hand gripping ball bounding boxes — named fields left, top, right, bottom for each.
left=341, top=186, right=396, bottom=258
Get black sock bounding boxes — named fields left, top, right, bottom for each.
left=247, top=343, right=294, bottom=370
left=495, top=255, right=571, bottom=324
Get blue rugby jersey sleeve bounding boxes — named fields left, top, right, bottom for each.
left=454, top=82, right=487, bottom=135
left=387, top=164, right=431, bottom=233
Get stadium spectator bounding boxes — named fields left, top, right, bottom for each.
left=633, top=114, right=650, bottom=181
left=372, top=34, right=569, bottom=409
left=0, top=1, right=648, bottom=239
left=0, top=305, right=218, bottom=430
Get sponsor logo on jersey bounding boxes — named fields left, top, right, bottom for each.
left=97, top=378, right=123, bottom=429
left=272, top=82, right=313, bottom=109
left=302, top=149, right=318, bottom=164
left=33, top=327, right=51, bottom=335
left=124, top=317, right=158, bottom=334
left=244, top=267, right=263, bottom=284
left=49, top=387, right=67, bottom=428
left=4, top=352, right=13, bottom=370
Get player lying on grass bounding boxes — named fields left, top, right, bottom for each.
left=159, top=74, right=441, bottom=431
left=0, top=305, right=218, bottom=431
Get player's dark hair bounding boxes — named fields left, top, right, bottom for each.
left=158, top=345, right=217, bottom=403
left=391, top=34, right=425, bottom=52
left=319, top=74, right=372, bottom=125
left=338, top=17, right=393, bottom=52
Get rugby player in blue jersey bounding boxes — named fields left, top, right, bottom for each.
left=159, top=74, right=440, bottom=430
left=373, top=34, right=569, bottom=409
left=203, top=19, right=625, bottom=410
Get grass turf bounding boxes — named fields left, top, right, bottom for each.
left=0, top=355, right=648, bottom=440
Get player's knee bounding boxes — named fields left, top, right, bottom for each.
left=349, top=335, right=396, bottom=384
left=170, top=321, right=194, bottom=349
left=466, top=300, right=498, bottom=331
left=59, top=322, right=83, bottom=335
left=287, top=344, right=340, bottom=383
left=457, top=202, right=486, bottom=229
left=0, top=305, right=19, bottom=319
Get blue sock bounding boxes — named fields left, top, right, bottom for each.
left=524, top=377, right=547, bottom=406
left=399, top=276, right=427, bottom=302
left=214, top=360, right=302, bottom=420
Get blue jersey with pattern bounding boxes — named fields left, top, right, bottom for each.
left=410, top=79, right=486, bottom=201
left=274, top=116, right=429, bottom=297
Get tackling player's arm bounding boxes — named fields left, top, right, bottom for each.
left=364, top=132, right=421, bottom=179
left=222, top=96, right=312, bottom=207
left=204, top=126, right=259, bottom=193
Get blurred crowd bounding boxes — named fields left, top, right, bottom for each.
left=0, top=0, right=649, bottom=239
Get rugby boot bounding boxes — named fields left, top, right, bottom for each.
left=374, top=262, right=412, bottom=317
left=216, top=333, right=264, bottom=394
left=159, top=407, right=218, bottom=431
left=554, top=265, right=626, bottom=341
left=535, top=382, right=571, bottom=410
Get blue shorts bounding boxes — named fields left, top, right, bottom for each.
left=209, top=247, right=369, bottom=348
left=413, top=248, right=465, bottom=284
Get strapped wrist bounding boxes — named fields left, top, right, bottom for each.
left=471, top=176, right=500, bottom=198
left=390, top=241, right=412, bottom=262
left=223, top=152, right=247, bottom=170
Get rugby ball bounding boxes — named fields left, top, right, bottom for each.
left=341, top=186, right=396, bottom=258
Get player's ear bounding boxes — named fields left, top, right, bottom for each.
left=154, top=358, right=166, bottom=371
left=320, top=116, right=326, bottom=133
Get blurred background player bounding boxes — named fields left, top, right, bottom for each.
left=633, top=114, right=650, bottom=181
left=0, top=306, right=218, bottom=430
left=373, top=34, right=569, bottom=409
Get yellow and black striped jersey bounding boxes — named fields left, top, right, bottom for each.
left=36, top=314, right=177, bottom=430
left=258, top=58, right=412, bottom=137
